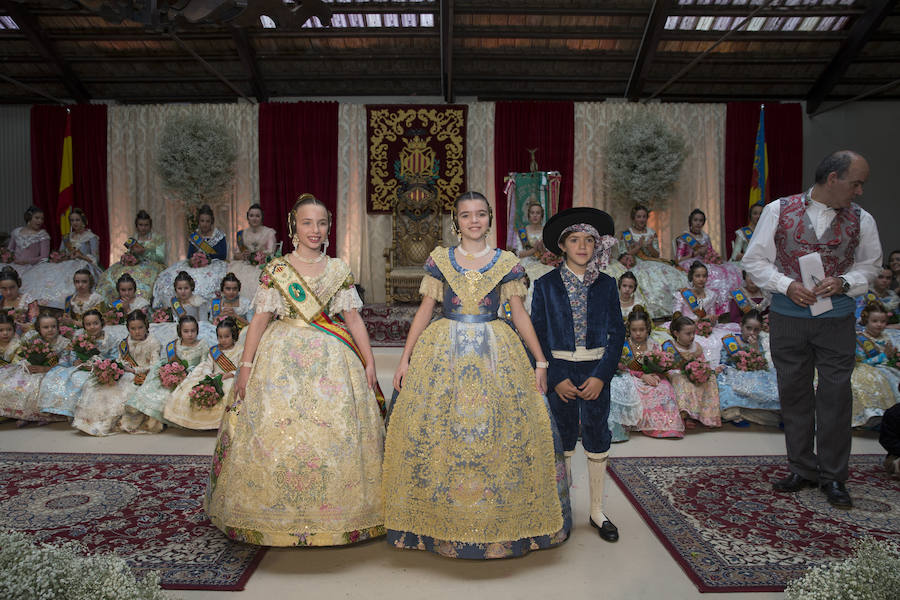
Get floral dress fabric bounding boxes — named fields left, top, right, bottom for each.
left=849, top=334, right=900, bottom=427
left=619, top=340, right=684, bottom=439
left=71, top=335, right=161, bottom=436
left=382, top=247, right=570, bottom=559
left=0, top=334, right=71, bottom=422
left=668, top=341, right=721, bottom=428
left=22, top=231, right=101, bottom=310
left=39, top=330, right=120, bottom=418
left=98, top=233, right=167, bottom=302
left=153, top=229, right=228, bottom=307
left=163, top=341, right=244, bottom=430
left=205, top=257, right=385, bottom=547
left=620, top=228, right=688, bottom=319
left=674, top=231, right=743, bottom=305
left=228, top=226, right=277, bottom=303
left=716, top=334, right=781, bottom=427
left=121, top=339, right=210, bottom=430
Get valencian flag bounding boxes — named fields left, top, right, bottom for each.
left=57, top=109, right=74, bottom=237
left=748, top=104, right=769, bottom=208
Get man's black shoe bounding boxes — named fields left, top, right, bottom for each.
left=820, top=481, right=852, bottom=509
left=589, top=517, right=619, bottom=542
left=772, top=473, right=817, bottom=493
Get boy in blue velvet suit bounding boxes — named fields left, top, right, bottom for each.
left=531, top=207, right=626, bottom=542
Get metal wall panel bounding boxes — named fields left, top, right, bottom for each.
left=0, top=106, right=31, bottom=238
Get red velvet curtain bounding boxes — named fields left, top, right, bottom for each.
left=494, top=101, right=574, bottom=250
left=30, top=105, right=109, bottom=266
left=724, top=102, right=803, bottom=257
left=258, top=102, right=339, bottom=252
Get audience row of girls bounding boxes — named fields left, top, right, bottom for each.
left=1, top=203, right=276, bottom=310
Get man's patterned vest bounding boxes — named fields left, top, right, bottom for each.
left=773, top=193, right=860, bottom=280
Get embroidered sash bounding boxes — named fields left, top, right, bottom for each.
left=64, top=295, right=73, bottom=314
left=265, top=257, right=340, bottom=323
left=621, top=340, right=642, bottom=371
left=731, top=289, right=751, bottom=313
left=517, top=228, right=531, bottom=250
left=864, top=291, right=878, bottom=304
left=111, top=299, right=124, bottom=312
left=188, top=232, right=217, bottom=256
left=170, top=297, right=186, bottom=319
left=622, top=230, right=633, bottom=244
left=124, top=237, right=137, bottom=249
left=680, top=288, right=706, bottom=318
left=119, top=339, right=145, bottom=385
left=661, top=340, right=681, bottom=364
left=210, top=298, right=222, bottom=318
left=209, top=345, right=238, bottom=373
left=166, top=340, right=177, bottom=362
left=721, top=334, right=742, bottom=357
left=502, top=300, right=512, bottom=321
left=740, top=226, right=753, bottom=241
left=857, top=335, right=880, bottom=359
left=678, top=233, right=698, bottom=248
left=236, top=230, right=247, bottom=253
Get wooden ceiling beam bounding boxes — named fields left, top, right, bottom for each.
left=625, top=0, right=671, bottom=100
left=805, top=0, right=898, bottom=114
left=230, top=26, right=268, bottom=102
left=440, top=0, right=454, bottom=102
left=0, top=0, right=88, bottom=102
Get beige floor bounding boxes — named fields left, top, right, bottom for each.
left=0, top=347, right=886, bottom=600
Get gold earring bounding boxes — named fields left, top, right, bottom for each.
left=292, top=234, right=300, bottom=248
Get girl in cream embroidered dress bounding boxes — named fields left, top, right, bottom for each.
left=205, top=256, right=385, bottom=547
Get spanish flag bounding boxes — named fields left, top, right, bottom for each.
left=58, top=109, right=73, bottom=237
left=748, top=104, right=769, bottom=209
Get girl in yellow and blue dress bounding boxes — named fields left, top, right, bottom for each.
left=850, top=301, right=900, bottom=428
left=206, top=194, right=385, bottom=547
left=383, top=191, right=570, bottom=559
left=210, top=273, right=253, bottom=328
left=64, top=268, right=106, bottom=327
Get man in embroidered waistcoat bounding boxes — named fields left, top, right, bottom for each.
left=742, top=151, right=882, bottom=508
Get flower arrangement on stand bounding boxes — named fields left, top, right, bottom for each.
left=92, top=359, right=125, bottom=386
left=20, top=336, right=59, bottom=367
left=681, top=359, right=713, bottom=385
left=189, top=374, right=224, bottom=409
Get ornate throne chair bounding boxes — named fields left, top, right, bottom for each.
left=384, top=184, right=443, bottom=304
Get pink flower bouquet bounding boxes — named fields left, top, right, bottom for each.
left=189, top=374, right=224, bottom=409
left=72, top=333, right=100, bottom=362
left=152, top=308, right=172, bottom=323
left=539, top=251, right=563, bottom=267
left=694, top=317, right=714, bottom=337
left=59, top=324, right=75, bottom=339
left=120, top=251, right=139, bottom=266
left=103, top=308, right=125, bottom=326
left=92, top=358, right=125, bottom=385
left=681, top=359, right=713, bottom=385
left=159, top=360, right=188, bottom=390
left=20, top=336, right=58, bottom=366
left=189, top=252, right=210, bottom=268
left=247, top=250, right=268, bottom=266
left=0, top=247, right=13, bottom=263
left=733, top=347, right=768, bottom=371
left=642, top=348, right=676, bottom=374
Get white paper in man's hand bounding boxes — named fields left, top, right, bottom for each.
left=798, top=252, right=833, bottom=316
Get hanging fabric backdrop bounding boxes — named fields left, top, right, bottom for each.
left=107, top=104, right=258, bottom=265
left=31, top=105, right=110, bottom=265
left=573, top=102, right=726, bottom=257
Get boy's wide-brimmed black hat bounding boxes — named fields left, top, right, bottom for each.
left=542, top=207, right=615, bottom=255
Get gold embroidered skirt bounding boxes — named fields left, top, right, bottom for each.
left=205, top=319, right=385, bottom=546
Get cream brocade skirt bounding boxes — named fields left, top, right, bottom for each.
left=383, top=317, right=565, bottom=546
left=205, top=318, right=385, bottom=547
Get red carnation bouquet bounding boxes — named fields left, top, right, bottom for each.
left=120, top=251, right=139, bottom=266
left=92, top=358, right=125, bottom=385
left=189, top=374, right=224, bottom=409
left=681, top=358, right=713, bottom=385
left=694, top=317, right=714, bottom=337
left=642, top=348, right=676, bottom=374
left=159, top=361, right=189, bottom=390
left=20, top=336, right=59, bottom=366
left=189, top=252, right=210, bottom=268
left=71, top=332, right=100, bottom=363
left=732, top=347, right=768, bottom=371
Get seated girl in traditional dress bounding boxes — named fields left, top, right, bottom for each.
left=668, top=315, right=722, bottom=430
left=164, top=317, right=244, bottom=430
left=512, top=202, right=556, bottom=291
left=728, top=270, right=771, bottom=324
left=717, top=309, right=781, bottom=428
left=385, top=191, right=569, bottom=559
left=40, top=309, right=118, bottom=420
left=72, top=310, right=161, bottom=436
left=849, top=302, right=900, bottom=428
left=64, top=268, right=106, bottom=326
left=617, top=307, right=684, bottom=439
left=672, top=261, right=731, bottom=365
left=855, top=266, right=900, bottom=325
left=210, top=273, right=253, bottom=329
left=98, top=210, right=167, bottom=302
left=110, top=273, right=151, bottom=316
left=606, top=307, right=647, bottom=444
left=206, top=193, right=386, bottom=547
left=673, top=209, right=742, bottom=303
left=121, top=315, right=209, bottom=433
left=167, top=271, right=209, bottom=322
left=617, top=271, right=647, bottom=321
left=0, top=266, right=38, bottom=335
left=0, top=313, right=70, bottom=425
left=620, top=204, right=686, bottom=319
left=0, top=314, right=21, bottom=368
left=24, top=208, right=102, bottom=310
left=729, top=203, right=763, bottom=262
left=228, top=204, right=278, bottom=302
left=153, top=204, right=228, bottom=305
left=5, top=206, right=50, bottom=279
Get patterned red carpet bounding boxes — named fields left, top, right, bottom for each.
left=0, top=452, right=266, bottom=591
left=608, top=454, right=900, bottom=593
